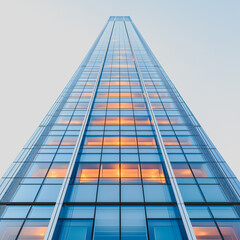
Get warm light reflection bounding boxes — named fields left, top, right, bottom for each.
left=141, top=164, right=166, bottom=183
left=47, top=164, right=68, bottom=178
left=18, top=227, right=48, bottom=240
left=121, top=164, right=140, bottom=178
left=121, top=137, right=137, bottom=146
left=70, top=117, right=83, bottom=125
left=219, top=227, right=239, bottom=240
left=100, top=164, right=119, bottom=178
left=120, top=117, right=134, bottom=125
left=135, top=117, right=151, bottom=125
left=85, top=137, right=103, bottom=146
left=81, top=92, right=92, bottom=97
left=156, top=117, right=170, bottom=125
left=151, top=103, right=163, bottom=109
left=104, top=137, right=120, bottom=146
left=106, top=117, right=119, bottom=125
left=173, top=168, right=193, bottom=178
left=56, top=117, right=70, bottom=125
left=138, top=137, right=156, bottom=146
left=191, top=164, right=209, bottom=178
left=169, top=117, right=183, bottom=125
left=45, top=137, right=62, bottom=146
left=162, top=137, right=179, bottom=146
left=76, top=103, right=89, bottom=109
left=61, top=137, right=77, bottom=146
left=193, top=227, right=222, bottom=240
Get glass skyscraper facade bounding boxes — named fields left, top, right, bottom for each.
left=0, top=16, right=240, bottom=240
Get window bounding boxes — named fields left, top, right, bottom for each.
left=18, top=220, right=49, bottom=240
left=53, top=220, right=93, bottom=240
left=47, top=163, right=68, bottom=178
left=0, top=220, right=23, bottom=239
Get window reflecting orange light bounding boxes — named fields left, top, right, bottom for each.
left=70, top=117, right=83, bottom=125
left=121, top=164, right=140, bottom=178
left=18, top=227, right=48, bottom=240
left=76, top=103, right=89, bottom=109
left=45, top=137, right=62, bottom=146
left=61, top=137, right=77, bottom=146
left=120, top=103, right=133, bottom=109
left=169, top=117, right=182, bottom=125
left=156, top=117, right=170, bottom=125
left=56, top=117, right=70, bottom=125
left=100, top=164, right=119, bottom=178
left=163, top=103, right=174, bottom=109
left=121, top=137, right=137, bottom=146
left=133, top=103, right=146, bottom=109
left=106, top=117, right=119, bottom=125
left=191, top=164, right=210, bottom=178
left=85, top=137, right=103, bottom=146
left=114, top=56, right=126, bottom=60
left=148, top=93, right=159, bottom=97
left=172, top=165, right=193, bottom=178
left=179, top=137, right=194, bottom=145
left=135, top=117, right=151, bottom=125
left=219, top=227, right=239, bottom=240
left=120, top=117, right=134, bottom=125
left=71, top=93, right=81, bottom=98
left=107, top=103, right=120, bottom=109
left=90, top=117, right=105, bottom=125
left=138, top=137, right=156, bottom=146
left=141, top=164, right=166, bottom=183
left=47, top=164, right=68, bottom=178
left=81, top=92, right=92, bottom=97
left=162, top=137, right=179, bottom=146
left=193, top=227, right=222, bottom=240
left=151, top=103, right=163, bottom=109
left=103, top=136, right=120, bottom=146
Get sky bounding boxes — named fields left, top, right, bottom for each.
left=0, top=0, right=239, bottom=179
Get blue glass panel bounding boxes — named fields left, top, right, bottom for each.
left=200, top=185, right=228, bottom=202
left=217, top=220, right=240, bottom=239
left=97, top=185, right=119, bottom=202
left=121, top=185, right=143, bottom=202
left=28, top=206, right=54, bottom=218
left=179, top=185, right=204, bottom=202
left=11, top=185, right=40, bottom=202
left=144, top=185, right=173, bottom=202
left=0, top=220, right=23, bottom=239
left=60, top=206, right=95, bottom=219
left=53, top=220, right=93, bottom=240
left=121, top=206, right=148, bottom=240
left=146, top=206, right=179, bottom=219
left=1, top=206, right=30, bottom=218
left=36, top=185, right=61, bottom=202
left=186, top=206, right=212, bottom=219
left=67, top=185, right=97, bottom=202
left=148, top=220, right=187, bottom=240
left=210, top=206, right=239, bottom=219
left=93, top=206, right=119, bottom=240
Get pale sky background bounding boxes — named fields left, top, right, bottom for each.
left=0, top=0, right=239, bottom=179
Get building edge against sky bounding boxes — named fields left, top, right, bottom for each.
left=0, top=16, right=239, bottom=239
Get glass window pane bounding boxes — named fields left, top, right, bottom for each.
left=0, top=220, right=23, bottom=239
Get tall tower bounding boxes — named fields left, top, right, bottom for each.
left=0, top=16, right=239, bottom=240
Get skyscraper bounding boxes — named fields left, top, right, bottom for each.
left=0, top=16, right=239, bottom=239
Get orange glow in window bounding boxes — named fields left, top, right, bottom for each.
left=120, top=103, right=133, bottom=109
left=193, top=227, right=222, bottom=240
left=61, top=137, right=77, bottom=146
left=81, top=92, right=92, bottom=97
left=106, top=117, right=119, bottom=125
left=56, top=117, right=70, bottom=125
left=18, top=227, right=48, bottom=239
left=70, top=117, right=83, bottom=125
left=133, top=103, right=146, bottom=109
left=121, top=164, right=140, bottom=178
left=162, top=137, right=179, bottom=146
left=106, top=64, right=134, bottom=68
left=151, top=103, right=163, bottom=109
left=120, top=93, right=132, bottom=98
left=103, top=137, right=120, bottom=146
left=45, top=137, right=61, bottom=146
left=135, top=117, right=151, bottom=125
left=149, top=93, right=159, bottom=97
left=141, top=166, right=166, bottom=183
left=121, top=137, right=137, bottom=146
left=107, top=103, right=120, bottom=109
left=47, top=164, right=68, bottom=178
left=95, top=103, right=107, bottom=109
left=138, top=137, right=156, bottom=146
left=90, top=117, right=105, bottom=125
left=173, top=169, right=193, bottom=178
left=156, top=117, right=170, bottom=125
left=76, top=103, right=89, bottom=109
left=85, top=137, right=103, bottom=146
left=100, top=164, right=119, bottom=178
left=219, top=227, right=239, bottom=240
left=120, top=117, right=134, bottom=125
